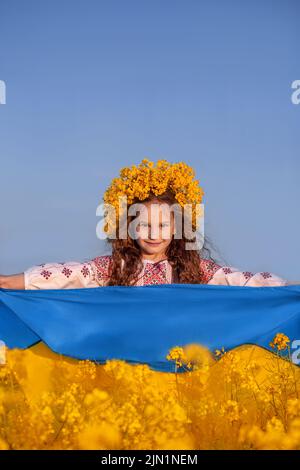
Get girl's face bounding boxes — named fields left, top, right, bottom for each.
left=134, top=201, right=175, bottom=257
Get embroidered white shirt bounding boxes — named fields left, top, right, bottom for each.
left=24, top=256, right=287, bottom=290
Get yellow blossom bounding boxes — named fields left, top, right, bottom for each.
left=269, top=333, right=290, bottom=351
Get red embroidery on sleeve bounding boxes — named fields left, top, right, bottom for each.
left=222, top=267, right=233, bottom=274
left=61, top=267, right=72, bottom=278
left=261, top=272, right=272, bottom=279
left=40, top=270, right=52, bottom=280
left=81, top=265, right=90, bottom=278
left=243, top=271, right=254, bottom=280
left=199, top=259, right=222, bottom=283
left=92, top=256, right=112, bottom=281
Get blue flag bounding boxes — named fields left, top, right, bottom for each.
left=0, top=284, right=300, bottom=372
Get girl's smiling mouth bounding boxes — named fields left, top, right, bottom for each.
left=144, top=241, right=162, bottom=246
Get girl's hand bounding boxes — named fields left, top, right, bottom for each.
left=0, top=273, right=25, bottom=290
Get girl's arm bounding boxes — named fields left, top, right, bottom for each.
left=0, top=256, right=111, bottom=290
left=0, top=273, right=25, bottom=289
left=199, top=259, right=288, bottom=287
left=23, top=261, right=101, bottom=289
left=1, top=260, right=101, bottom=290
left=206, top=263, right=288, bottom=287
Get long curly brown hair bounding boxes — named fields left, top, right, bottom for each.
left=105, top=190, right=219, bottom=286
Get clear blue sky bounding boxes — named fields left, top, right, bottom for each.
left=0, top=0, right=299, bottom=280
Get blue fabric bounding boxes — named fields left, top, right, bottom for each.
left=0, top=284, right=300, bottom=372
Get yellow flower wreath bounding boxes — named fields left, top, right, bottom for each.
left=102, top=158, right=205, bottom=236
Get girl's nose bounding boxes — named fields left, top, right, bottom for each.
left=148, top=225, right=161, bottom=240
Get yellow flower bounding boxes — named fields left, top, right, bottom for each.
left=269, top=333, right=290, bottom=351
left=215, top=346, right=226, bottom=358
left=166, top=346, right=186, bottom=368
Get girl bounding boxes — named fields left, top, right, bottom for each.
left=0, top=159, right=294, bottom=290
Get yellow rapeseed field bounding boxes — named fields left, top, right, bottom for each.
left=0, top=333, right=299, bottom=450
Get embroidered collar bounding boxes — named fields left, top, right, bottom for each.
left=142, top=258, right=169, bottom=265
